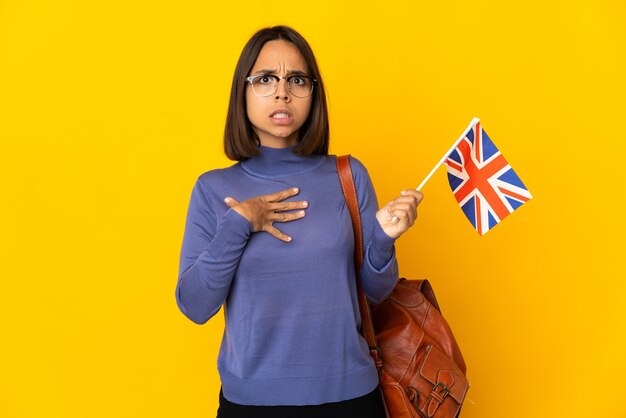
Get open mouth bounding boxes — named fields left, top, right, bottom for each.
left=269, top=109, right=293, bottom=124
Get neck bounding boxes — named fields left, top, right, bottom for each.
left=241, top=144, right=327, bottom=178
left=259, top=136, right=298, bottom=148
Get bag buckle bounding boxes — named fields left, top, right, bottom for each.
left=432, top=381, right=451, bottom=397
left=369, top=345, right=383, bottom=360
left=421, top=382, right=452, bottom=417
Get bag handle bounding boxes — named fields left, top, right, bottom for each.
left=336, top=155, right=382, bottom=372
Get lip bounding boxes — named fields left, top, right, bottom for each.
left=270, top=116, right=292, bottom=126
left=269, top=108, right=293, bottom=126
left=269, top=108, right=292, bottom=117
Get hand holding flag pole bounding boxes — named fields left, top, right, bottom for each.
left=416, top=117, right=481, bottom=191
left=387, top=119, right=480, bottom=225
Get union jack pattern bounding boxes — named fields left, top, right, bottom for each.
left=445, top=122, right=532, bottom=235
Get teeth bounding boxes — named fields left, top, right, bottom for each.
left=272, top=112, right=289, bottom=118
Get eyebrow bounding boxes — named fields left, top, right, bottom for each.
left=251, top=68, right=310, bottom=76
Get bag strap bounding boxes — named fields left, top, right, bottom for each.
left=336, top=155, right=383, bottom=372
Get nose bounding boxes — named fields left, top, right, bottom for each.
left=274, top=78, right=291, bottom=101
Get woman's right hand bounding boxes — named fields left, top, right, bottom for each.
left=223, top=187, right=307, bottom=243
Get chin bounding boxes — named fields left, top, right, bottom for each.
left=270, top=129, right=296, bottom=138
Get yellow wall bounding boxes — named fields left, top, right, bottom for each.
left=1, top=1, right=625, bottom=417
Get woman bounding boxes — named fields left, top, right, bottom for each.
left=175, top=25, right=423, bottom=417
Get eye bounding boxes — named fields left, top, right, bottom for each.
left=290, top=76, right=306, bottom=86
left=255, top=75, right=273, bottom=85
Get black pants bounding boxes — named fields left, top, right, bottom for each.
left=216, top=385, right=386, bottom=418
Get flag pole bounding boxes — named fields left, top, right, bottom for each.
left=416, top=117, right=480, bottom=191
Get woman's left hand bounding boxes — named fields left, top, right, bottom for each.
left=376, top=189, right=424, bottom=239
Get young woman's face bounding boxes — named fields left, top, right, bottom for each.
left=246, top=40, right=313, bottom=148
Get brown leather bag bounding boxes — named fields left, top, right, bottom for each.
left=337, top=155, right=470, bottom=418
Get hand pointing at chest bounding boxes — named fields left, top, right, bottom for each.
left=224, top=187, right=308, bottom=243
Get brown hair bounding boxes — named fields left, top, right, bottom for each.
left=223, top=26, right=329, bottom=161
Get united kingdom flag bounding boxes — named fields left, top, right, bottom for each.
left=445, top=122, right=532, bottom=235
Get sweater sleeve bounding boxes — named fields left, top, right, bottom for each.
left=175, top=176, right=252, bottom=324
left=350, top=157, right=399, bottom=304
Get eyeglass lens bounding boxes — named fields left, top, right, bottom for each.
left=250, top=75, right=313, bottom=98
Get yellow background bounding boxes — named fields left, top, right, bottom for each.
left=1, top=1, right=625, bottom=417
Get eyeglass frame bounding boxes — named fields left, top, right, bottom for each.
left=245, top=74, right=317, bottom=98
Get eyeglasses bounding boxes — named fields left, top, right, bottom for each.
left=246, top=74, right=316, bottom=98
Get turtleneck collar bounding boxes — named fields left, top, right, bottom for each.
left=241, top=144, right=327, bottom=179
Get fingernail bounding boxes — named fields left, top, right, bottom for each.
left=302, top=201, right=308, bottom=207
left=224, top=197, right=231, bottom=203
left=391, top=216, right=399, bottom=223
left=299, top=210, right=305, bottom=216
left=401, top=190, right=407, bottom=195
left=293, top=188, right=299, bottom=193
left=286, top=236, right=293, bottom=242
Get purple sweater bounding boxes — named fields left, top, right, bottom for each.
left=175, top=145, right=398, bottom=406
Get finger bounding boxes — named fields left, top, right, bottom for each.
left=263, top=223, right=293, bottom=242
left=388, top=198, right=419, bottom=223
left=269, top=200, right=309, bottom=212
left=382, top=207, right=402, bottom=224
left=400, top=189, right=424, bottom=206
left=392, top=195, right=421, bottom=206
left=396, top=204, right=418, bottom=225
left=269, top=210, right=306, bottom=223
left=265, top=187, right=300, bottom=203
left=391, top=196, right=419, bottom=209
left=403, top=206, right=418, bottom=225
left=391, top=209, right=417, bottom=226
left=388, top=201, right=414, bottom=211
left=224, top=197, right=240, bottom=207
left=387, top=202, right=415, bottom=217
